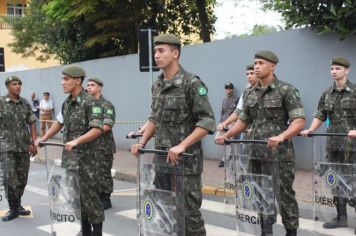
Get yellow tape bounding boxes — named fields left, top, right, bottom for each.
left=38, top=120, right=146, bottom=125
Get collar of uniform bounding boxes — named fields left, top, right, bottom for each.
left=157, top=66, right=184, bottom=88
left=4, top=94, right=21, bottom=103
left=255, top=75, right=278, bottom=91
left=331, top=79, right=352, bottom=93
left=67, top=88, right=85, bottom=104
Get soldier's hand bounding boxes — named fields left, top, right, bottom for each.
left=216, top=123, right=225, bottom=131
left=130, top=143, right=144, bottom=157
left=215, top=134, right=226, bottom=145
left=300, top=129, right=312, bottom=137
left=167, top=145, right=184, bottom=165
left=268, top=135, right=284, bottom=148
left=65, top=140, right=78, bottom=151
left=348, top=130, right=356, bottom=139
left=127, top=132, right=136, bottom=139
left=29, top=144, right=37, bottom=156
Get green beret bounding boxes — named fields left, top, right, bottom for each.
left=331, top=56, right=350, bottom=68
left=88, top=77, right=103, bottom=87
left=62, top=65, right=86, bottom=78
left=153, top=34, right=181, bottom=46
left=5, top=76, right=22, bottom=86
left=255, top=50, right=279, bottom=64
left=246, top=64, right=254, bottom=71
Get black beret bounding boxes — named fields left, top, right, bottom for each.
left=62, top=65, right=86, bottom=78
left=255, top=50, right=279, bottom=64
left=5, top=76, right=22, bottom=86
left=246, top=64, right=254, bottom=71
left=331, top=56, right=350, bottom=68
left=153, top=34, right=181, bottom=46
left=88, top=77, right=104, bottom=87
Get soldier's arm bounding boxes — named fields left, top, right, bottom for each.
left=301, top=118, right=323, bottom=136
left=103, top=102, right=115, bottom=133
left=66, top=127, right=102, bottom=150
left=130, top=121, right=156, bottom=157
left=40, top=121, right=63, bottom=143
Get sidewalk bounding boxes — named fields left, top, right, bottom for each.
left=34, top=144, right=314, bottom=203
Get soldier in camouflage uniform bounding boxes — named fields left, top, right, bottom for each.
left=39, top=65, right=104, bottom=236
left=86, top=77, right=116, bottom=210
left=0, top=76, right=37, bottom=221
left=217, top=64, right=258, bottom=135
left=131, top=34, right=215, bottom=236
left=301, top=56, right=356, bottom=229
left=216, top=51, right=305, bottom=236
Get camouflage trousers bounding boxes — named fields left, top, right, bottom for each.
left=154, top=173, right=206, bottom=236
left=4, top=152, right=30, bottom=209
left=250, top=159, right=299, bottom=230
left=78, top=158, right=104, bottom=224
left=99, top=152, right=113, bottom=195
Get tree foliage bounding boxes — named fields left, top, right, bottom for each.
left=9, top=0, right=216, bottom=64
left=239, top=24, right=278, bottom=37
left=261, top=0, right=356, bottom=39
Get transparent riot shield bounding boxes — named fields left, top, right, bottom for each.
left=40, top=142, right=81, bottom=236
left=310, top=133, right=356, bottom=234
left=0, top=138, right=7, bottom=211
left=138, top=148, right=188, bottom=236
left=225, top=139, right=278, bottom=236
left=126, top=133, right=144, bottom=235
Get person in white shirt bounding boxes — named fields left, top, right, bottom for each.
left=39, top=92, right=54, bottom=136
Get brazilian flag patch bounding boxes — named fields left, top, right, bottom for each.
left=92, top=107, right=102, bottom=114
left=107, top=109, right=113, bottom=115
left=197, top=86, right=208, bottom=96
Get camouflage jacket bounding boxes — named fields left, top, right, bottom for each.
left=61, top=89, right=103, bottom=167
left=314, top=80, right=356, bottom=151
left=96, top=96, right=116, bottom=155
left=220, top=95, right=238, bottom=122
left=239, top=76, right=305, bottom=161
left=148, top=66, right=216, bottom=174
left=0, top=95, right=37, bottom=152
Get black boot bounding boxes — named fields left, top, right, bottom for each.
left=2, top=209, right=19, bottom=222
left=17, top=205, right=31, bottom=216
left=80, top=219, right=92, bottom=236
left=92, top=222, right=103, bottom=236
left=101, top=193, right=112, bottom=210
left=286, top=228, right=297, bottom=236
left=260, top=215, right=273, bottom=236
left=323, top=198, right=347, bottom=229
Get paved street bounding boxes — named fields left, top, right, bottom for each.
left=1, top=161, right=356, bottom=235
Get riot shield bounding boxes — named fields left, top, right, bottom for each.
left=223, top=142, right=237, bottom=216
left=225, top=139, right=278, bottom=236
left=41, top=142, right=81, bottom=236
left=126, top=133, right=144, bottom=235
left=138, top=148, right=188, bottom=236
left=0, top=138, right=7, bottom=211
left=310, top=133, right=356, bottom=234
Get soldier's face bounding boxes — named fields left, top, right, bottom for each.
left=61, top=75, right=81, bottom=93
left=7, top=81, right=22, bottom=96
left=154, top=44, right=179, bottom=70
left=254, top=59, right=275, bottom=79
left=246, top=70, right=258, bottom=86
left=330, top=65, right=348, bottom=81
left=86, top=81, right=101, bottom=96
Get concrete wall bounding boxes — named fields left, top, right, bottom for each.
left=1, top=28, right=356, bottom=170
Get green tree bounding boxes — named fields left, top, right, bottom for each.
left=8, top=0, right=216, bottom=64
left=262, top=0, right=356, bottom=39
left=239, top=24, right=278, bottom=37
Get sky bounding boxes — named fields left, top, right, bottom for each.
left=214, top=0, right=284, bottom=40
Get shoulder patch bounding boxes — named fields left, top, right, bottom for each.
left=197, top=86, right=208, bottom=96
left=92, top=107, right=102, bottom=114
left=106, top=109, right=113, bottom=115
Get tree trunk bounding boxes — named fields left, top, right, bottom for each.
left=195, top=0, right=211, bottom=42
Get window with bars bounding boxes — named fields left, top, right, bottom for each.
left=7, top=3, right=26, bottom=16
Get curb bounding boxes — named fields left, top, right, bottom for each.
left=33, top=157, right=226, bottom=196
